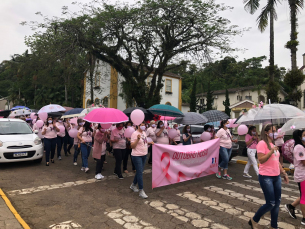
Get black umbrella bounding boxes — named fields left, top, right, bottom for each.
left=48, top=112, right=63, bottom=118
left=123, top=107, right=154, bottom=121
left=0, top=110, right=12, bottom=118
left=201, top=110, right=229, bottom=122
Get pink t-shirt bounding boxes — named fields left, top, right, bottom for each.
left=155, top=128, right=169, bottom=144
left=32, top=123, right=44, bottom=139
left=146, top=127, right=157, bottom=142
left=173, top=129, right=181, bottom=141
left=110, top=128, right=126, bottom=149
left=56, top=122, right=65, bottom=137
left=293, top=144, right=305, bottom=182
left=78, top=127, right=93, bottom=143
left=131, top=130, right=148, bottom=156
left=256, top=140, right=280, bottom=176
left=216, top=128, right=232, bottom=149
left=245, top=134, right=258, bottom=149
left=43, top=124, right=58, bottom=139
left=275, top=135, right=285, bottom=147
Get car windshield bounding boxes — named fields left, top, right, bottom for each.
left=178, top=126, right=204, bottom=134
left=0, top=121, right=33, bottom=135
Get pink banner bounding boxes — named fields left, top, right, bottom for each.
left=152, top=139, right=220, bottom=188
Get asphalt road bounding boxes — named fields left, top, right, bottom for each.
left=0, top=152, right=304, bottom=229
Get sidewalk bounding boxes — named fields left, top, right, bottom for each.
left=0, top=189, right=25, bottom=229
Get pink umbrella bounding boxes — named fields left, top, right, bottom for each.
left=160, top=116, right=176, bottom=121
left=83, top=108, right=129, bottom=124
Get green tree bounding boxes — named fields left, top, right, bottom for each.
left=189, top=77, right=197, bottom=112
left=243, top=0, right=281, bottom=102
left=223, top=89, right=231, bottom=116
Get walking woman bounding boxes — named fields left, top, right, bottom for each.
left=243, top=126, right=259, bottom=178
left=215, top=120, right=238, bottom=180
left=155, top=121, right=169, bottom=144
left=42, top=117, right=60, bottom=166
left=63, top=118, right=73, bottom=155
left=171, top=124, right=181, bottom=145
left=56, top=118, right=66, bottom=160
left=147, top=120, right=157, bottom=164
left=249, top=124, right=289, bottom=229
left=93, top=124, right=109, bottom=180
left=110, top=123, right=126, bottom=179
left=182, top=125, right=192, bottom=145
left=130, top=122, right=152, bottom=198
left=123, top=121, right=135, bottom=173
left=73, top=119, right=83, bottom=165
left=77, top=121, right=93, bottom=173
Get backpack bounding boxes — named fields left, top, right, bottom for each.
left=282, top=139, right=295, bottom=164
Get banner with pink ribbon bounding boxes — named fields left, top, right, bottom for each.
left=152, top=139, right=220, bottom=189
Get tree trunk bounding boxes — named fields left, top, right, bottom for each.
left=64, top=83, right=68, bottom=105
left=269, top=9, right=275, bottom=82
left=289, top=0, right=298, bottom=70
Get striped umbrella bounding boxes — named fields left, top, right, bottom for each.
left=173, top=112, right=208, bottom=125
left=201, top=110, right=229, bottom=122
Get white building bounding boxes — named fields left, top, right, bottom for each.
left=83, top=60, right=183, bottom=111
left=196, top=85, right=287, bottom=118
left=298, top=53, right=305, bottom=109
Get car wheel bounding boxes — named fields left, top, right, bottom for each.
left=34, top=158, right=42, bottom=163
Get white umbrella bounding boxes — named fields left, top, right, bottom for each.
left=280, top=117, right=305, bottom=135
left=9, top=109, right=31, bottom=117
left=38, top=104, right=66, bottom=114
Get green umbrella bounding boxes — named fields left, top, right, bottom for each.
left=148, top=104, right=184, bottom=117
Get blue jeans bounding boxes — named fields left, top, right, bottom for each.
left=253, top=175, right=281, bottom=228
left=57, top=136, right=65, bottom=157
left=80, top=142, right=92, bottom=168
left=44, top=138, right=57, bottom=163
left=132, top=155, right=147, bottom=190
left=218, top=146, right=232, bottom=170
left=64, top=134, right=73, bottom=153
left=73, top=144, right=81, bottom=163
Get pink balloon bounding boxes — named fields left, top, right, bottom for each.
left=39, top=112, right=48, bottom=121
left=69, top=128, right=78, bottom=138
left=101, top=123, right=112, bottom=129
left=125, top=127, right=135, bottom=138
left=32, top=119, right=37, bottom=125
left=130, top=109, right=145, bottom=125
left=168, top=129, right=178, bottom=139
left=237, top=124, right=248, bottom=135
left=36, top=120, right=44, bottom=128
left=147, top=137, right=153, bottom=143
left=58, top=125, right=65, bottom=133
left=30, top=112, right=37, bottom=120
left=200, top=132, right=211, bottom=141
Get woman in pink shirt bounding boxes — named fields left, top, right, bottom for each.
left=171, top=124, right=181, bottom=145
left=73, top=119, right=83, bottom=165
left=155, top=121, right=169, bottom=144
left=77, top=121, right=93, bottom=173
left=110, top=123, right=126, bottom=179
left=93, top=124, right=109, bottom=180
left=147, top=120, right=157, bottom=164
left=249, top=124, right=289, bottom=229
left=215, top=120, right=238, bottom=180
left=32, top=116, right=44, bottom=143
left=123, top=121, right=135, bottom=173
left=243, top=126, right=259, bottom=178
left=42, top=117, right=60, bottom=166
left=130, top=122, right=153, bottom=199
left=56, top=118, right=66, bottom=160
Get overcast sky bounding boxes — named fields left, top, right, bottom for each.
left=1, top=0, right=304, bottom=69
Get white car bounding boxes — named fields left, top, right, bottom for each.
left=0, top=118, right=43, bottom=163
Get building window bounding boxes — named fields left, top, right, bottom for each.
left=102, top=97, right=108, bottom=108
left=165, top=102, right=172, bottom=106
left=94, top=72, right=100, bottom=87
left=237, top=95, right=242, bottom=101
left=94, top=98, right=100, bottom=105
left=165, top=79, right=172, bottom=92
left=86, top=99, right=92, bottom=108
left=245, top=95, right=252, bottom=100
left=258, top=95, right=265, bottom=103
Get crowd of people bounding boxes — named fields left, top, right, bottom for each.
left=23, top=115, right=305, bottom=227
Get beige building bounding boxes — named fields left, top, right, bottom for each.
left=0, top=98, right=13, bottom=110
left=196, top=86, right=287, bottom=118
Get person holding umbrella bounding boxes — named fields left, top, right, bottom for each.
left=42, top=117, right=60, bottom=166
left=249, top=124, right=289, bottom=229
left=155, top=121, right=169, bottom=144
left=215, top=120, right=238, bottom=180
left=123, top=121, right=135, bottom=173
left=56, top=118, right=66, bottom=160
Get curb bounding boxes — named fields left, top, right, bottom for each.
left=0, top=188, right=30, bottom=229
left=231, top=159, right=294, bottom=172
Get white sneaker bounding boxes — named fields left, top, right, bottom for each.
left=95, top=173, right=104, bottom=180
left=58, top=156, right=62, bottom=160
left=243, top=173, right=252, bottom=178
left=130, top=184, right=139, bottom=192
left=81, top=167, right=85, bottom=171
left=139, top=189, right=148, bottom=199
left=85, top=167, right=90, bottom=173
left=74, top=162, right=77, bottom=166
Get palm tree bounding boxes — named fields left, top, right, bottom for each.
left=243, top=0, right=281, bottom=102
left=286, top=0, right=304, bottom=70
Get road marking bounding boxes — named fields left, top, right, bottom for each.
left=177, top=192, right=295, bottom=229
left=244, top=179, right=299, bottom=194
left=7, top=169, right=152, bottom=196
left=204, top=185, right=303, bottom=218
left=145, top=200, right=229, bottom=228
left=49, top=220, right=82, bottom=228
left=104, top=208, right=157, bottom=229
